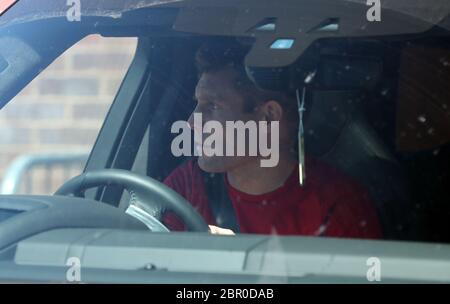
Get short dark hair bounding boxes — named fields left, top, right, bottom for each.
left=195, top=39, right=297, bottom=118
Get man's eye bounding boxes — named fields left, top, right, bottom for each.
left=208, top=103, right=219, bottom=111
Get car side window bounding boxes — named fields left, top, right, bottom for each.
left=0, top=35, right=137, bottom=195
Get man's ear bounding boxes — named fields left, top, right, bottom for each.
left=260, top=100, right=283, bottom=122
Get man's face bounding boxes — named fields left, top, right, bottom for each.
left=189, top=67, right=261, bottom=172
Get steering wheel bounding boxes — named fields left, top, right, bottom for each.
left=55, top=169, right=209, bottom=232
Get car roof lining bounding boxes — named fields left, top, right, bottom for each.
left=1, top=0, right=449, bottom=68
left=3, top=0, right=449, bottom=28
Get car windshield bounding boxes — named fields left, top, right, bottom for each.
left=1, top=0, right=450, bottom=280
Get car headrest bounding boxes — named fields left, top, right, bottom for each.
left=304, top=89, right=395, bottom=165
left=246, top=47, right=388, bottom=162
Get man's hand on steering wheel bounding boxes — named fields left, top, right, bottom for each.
left=55, top=169, right=209, bottom=233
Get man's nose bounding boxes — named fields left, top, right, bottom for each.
left=187, top=111, right=196, bottom=130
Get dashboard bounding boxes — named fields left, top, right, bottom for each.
left=0, top=209, right=23, bottom=223
left=0, top=195, right=146, bottom=250
left=0, top=195, right=450, bottom=283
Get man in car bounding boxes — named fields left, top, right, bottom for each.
left=163, top=40, right=382, bottom=239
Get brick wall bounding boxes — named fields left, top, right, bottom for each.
left=0, top=34, right=137, bottom=194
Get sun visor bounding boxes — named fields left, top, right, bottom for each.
left=172, top=0, right=441, bottom=69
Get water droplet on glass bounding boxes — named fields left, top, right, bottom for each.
left=304, top=71, right=317, bottom=84
left=144, top=263, right=157, bottom=270
left=417, top=115, right=426, bottom=123
left=440, top=57, right=450, bottom=67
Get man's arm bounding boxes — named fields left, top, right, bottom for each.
left=163, top=169, right=189, bottom=231
left=163, top=160, right=235, bottom=235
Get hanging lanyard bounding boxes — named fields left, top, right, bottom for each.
left=296, top=87, right=306, bottom=186
left=296, top=71, right=316, bottom=186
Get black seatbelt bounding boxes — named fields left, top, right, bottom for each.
left=202, top=171, right=240, bottom=233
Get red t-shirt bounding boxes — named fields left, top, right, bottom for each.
left=163, top=158, right=382, bottom=239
